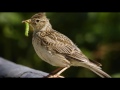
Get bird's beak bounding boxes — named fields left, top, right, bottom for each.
left=22, top=19, right=31, bottom=24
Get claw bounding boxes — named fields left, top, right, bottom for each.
left=44, top=74, right=64, bottom=78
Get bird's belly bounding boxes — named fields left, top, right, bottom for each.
left=32, top=38, right=70, bottom=67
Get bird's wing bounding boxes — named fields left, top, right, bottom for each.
left=36, top=30, right=87, bottom=61
left=36, top=30, right=101, bottom=66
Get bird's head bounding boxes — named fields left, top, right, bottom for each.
left=22, top=12, right=48, bottom=30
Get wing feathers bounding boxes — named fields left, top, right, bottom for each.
left=36, top=30, right=101, bottom=67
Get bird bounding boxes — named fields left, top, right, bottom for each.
left=22, top=12, right=111, bottom=78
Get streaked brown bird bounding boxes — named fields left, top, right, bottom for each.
left=22, top=13, right=111, bottom=78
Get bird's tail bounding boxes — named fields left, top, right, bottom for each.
left=70, top=55, right=111, bottom=78
left=88, top=66, right=111, bottom=78
left=85, top=62, right=111, bottom=78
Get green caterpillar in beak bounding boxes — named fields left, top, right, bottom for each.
left=24, top=22, right=29, bottom=37
left=22, top=20, right=30, bottom=37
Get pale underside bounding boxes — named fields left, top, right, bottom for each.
left=32, top=29, right=101, bottom=70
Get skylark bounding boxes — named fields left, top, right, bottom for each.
left=22, top=13, right=111, bottom=78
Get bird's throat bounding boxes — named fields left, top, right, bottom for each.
left=33, top=21, right=53, bottom=36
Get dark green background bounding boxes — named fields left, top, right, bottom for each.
left=0, top=12, right=120, bottom=78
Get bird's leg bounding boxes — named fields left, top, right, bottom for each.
left=45, top=66, right=70, bottom=78
left=55, top=66, right=70, bottom=76
left=50, top=67, right=65, bottom=75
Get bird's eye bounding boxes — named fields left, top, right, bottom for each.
left=36, top=19, right=40, bottom=22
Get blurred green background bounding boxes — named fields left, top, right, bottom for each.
left=0, top=12, right=120, bottom=78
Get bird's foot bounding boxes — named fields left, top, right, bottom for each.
left=44, top=74, right=64, bottom=78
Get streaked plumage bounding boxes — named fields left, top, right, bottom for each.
left=23, top=13, right=111, bottom=78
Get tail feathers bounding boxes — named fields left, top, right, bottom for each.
left=87, top=65, right=111, bottom=78
left=89, top=59, right=102, bottom=66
